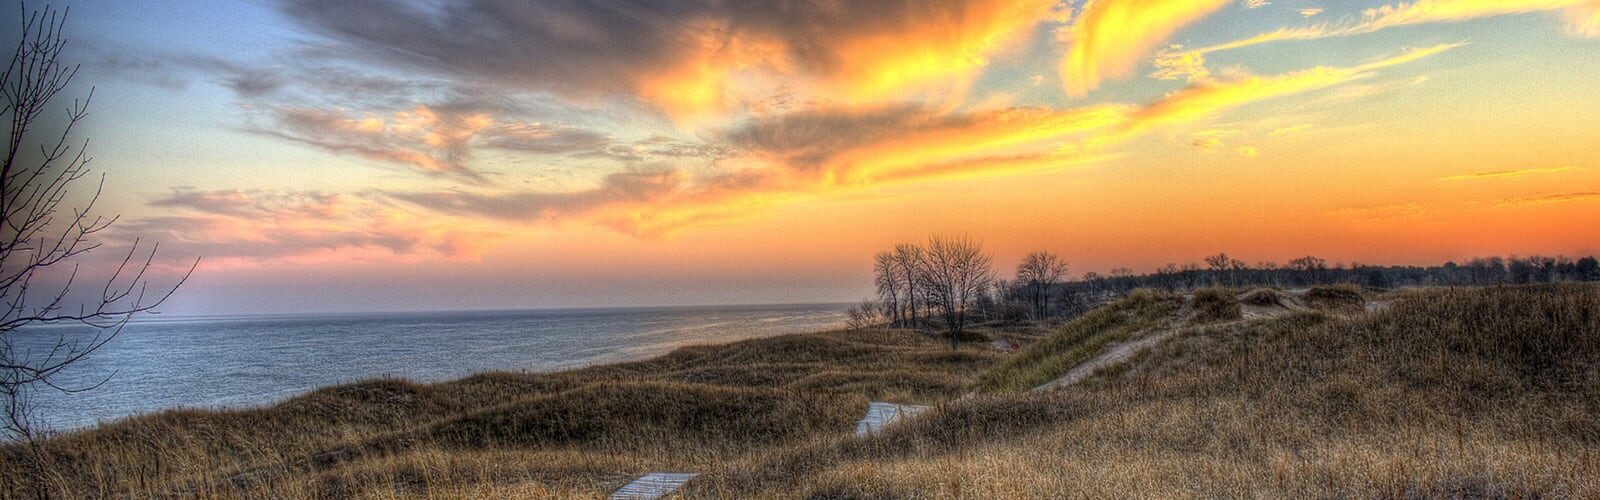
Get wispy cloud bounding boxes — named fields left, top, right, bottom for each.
left=1439, top=166, right=1584, bottom=181
left=393, top=103, right=1134, bottom=237
left=1154, top=0, right=1599, bottom=81
left=251, top=106, right=494, bottom=182
left=249, top=104, right=620, bottom=182
left=1335, top=203, right=1432, bottom=220
left=1124, top=44, right=1464, bottom=136
left=1495, top=191, right=1600, bottom=206
left=391, top=43, right=1458, bottom=236
left=125, top=189, right=497, bottom=268
left=1060, top=0, right=1231, bottom=96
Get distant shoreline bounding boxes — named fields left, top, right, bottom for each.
left=128, top=301, right=859, bottom=325
left=17, top=303, right=851, bottom=432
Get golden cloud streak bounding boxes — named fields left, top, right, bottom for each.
left=1061, top=0, right=1231, bottom=96
left=1155, top=0, right=1600, bottom=81
left=1439, top=166, right=1584, bottom=181
left=1495, top=191, right=1600, bottom=206
left=1126, top=43, right=1464, bottom=136
left=638, top=0, right=1056, bottom=122
left=420, top=42, right=1459, bottom=238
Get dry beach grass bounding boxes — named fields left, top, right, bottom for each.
left=4, top=285, right=1598, bottom=498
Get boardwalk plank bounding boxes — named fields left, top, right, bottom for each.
left=854, top=402, right=926, bottom=437
left=610, top=472, right=698, bottom=500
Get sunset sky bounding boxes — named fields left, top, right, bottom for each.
left=30, top=0, right=1600, bottom=314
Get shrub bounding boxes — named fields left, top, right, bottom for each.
left=1238, top=288, right=1286, bottom=307
left=1305, top=285, right=1366, bottom=312
left=1192, top=288, right=1242, bottom=322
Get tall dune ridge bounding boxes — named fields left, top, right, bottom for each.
left=5, top=284, right=1598, bottom=498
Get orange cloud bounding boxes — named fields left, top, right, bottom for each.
left=639, top=0, right=1057, bottom=121
left=282, top=0, right=1057, bottom=125
left=1061, top=0, right=1231, bottom=96
left=826, top=0, right=1056, bottom=104
left=397, top=43, right=1458, bottom=238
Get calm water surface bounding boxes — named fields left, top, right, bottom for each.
left=13, top=303, right=847, bottom=432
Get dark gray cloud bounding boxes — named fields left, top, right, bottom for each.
left=579, top=135, right=734, bottom=163
left=276, top=0, right=1039, bottom=100
left=483, top=123, right=612, bottom=154
left=720, top=104, right=933, bottom=169
left=87, top=42, right=628, bottom=183
left=88, top=51, right=288, bottom=96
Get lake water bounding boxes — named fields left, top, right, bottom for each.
left=11, top=303, right=848, bottom=432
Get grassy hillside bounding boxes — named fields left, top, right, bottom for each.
left=694, top=284, right=1600, bottom=497
left=0, top=330, right=1003, bottom=498
left=5, top=285, right=1598, bottom=498
left=973, top=289, right=1182, bottom=392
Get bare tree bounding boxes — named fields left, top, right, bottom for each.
left=892, top=243, right=923, bottom=328
left=1204, top=252, right=1231, bottom=286
left=844, top=299, right=882, bottom=331
left=872, top=251, right=901, bottom=327
left=1288, top=255, right=1328, bottom=285
left=1015, top=251, right=1068, bottom=320
left=2, top=4, right=192, bottom=441
left=918, top=235, right=994, bottom=349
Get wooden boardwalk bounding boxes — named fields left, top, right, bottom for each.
left=855, top=402, right=926, bottom=437
left=605, top=402, right=926, bottom=498
left=609, top=472, right=698, bottom=499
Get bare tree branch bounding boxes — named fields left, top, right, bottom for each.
left=1, top=3, right=196, bottom=446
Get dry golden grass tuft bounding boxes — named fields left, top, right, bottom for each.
left=1304, top=284, right=1368, bottom=312
left=1239, top=287, right=1288, bottom=307
left=6, top=285, right=1598, bottom=498
left=1191, top=287, right=1243, bottom=322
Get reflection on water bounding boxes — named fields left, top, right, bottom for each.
left=12, top=303, right=847, bottom=432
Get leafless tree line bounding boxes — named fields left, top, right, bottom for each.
left=1014, top=251, right=1068, bottom=320
left=851, top=239, right=1086, bottom=349
left=851, top=235, right=997, bottom=349
left=1083, top=253, right=1600, bottom=298
left=851, top=245, right=1600, bottom=340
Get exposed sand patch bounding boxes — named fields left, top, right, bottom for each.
left=1035, top=289, right=1303, bottom=391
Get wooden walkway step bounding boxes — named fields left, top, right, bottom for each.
left=610, top=472, right=698, bottom=499
left=855, top=402, right=926, bottom=437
